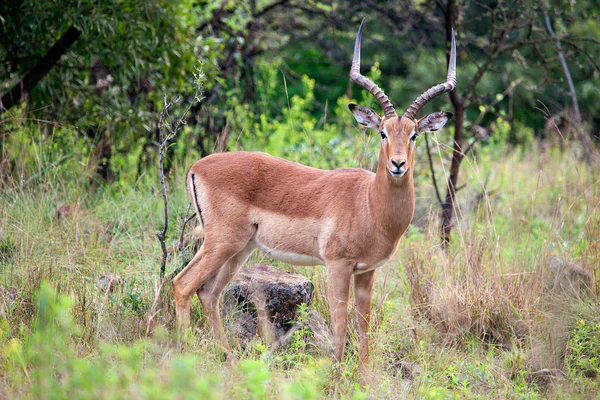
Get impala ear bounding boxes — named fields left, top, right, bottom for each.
left=349, top=104, right=381, bottom=129
left=418, top=111, right=453, bottom=133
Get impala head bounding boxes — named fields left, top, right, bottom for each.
left=348, top=19, right=456, bottom=180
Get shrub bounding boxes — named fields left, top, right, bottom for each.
left=0, top=282, right=220, bottom=398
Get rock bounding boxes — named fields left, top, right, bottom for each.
left=57, top=203, right=112, bottom=244
left=527, top=368, right=566, bottom=389
left=393, top=360, right=421, bottom=380
left=270, top=308, right=333, bottom=353
left=57, top=203, right=85, bottom=221
left=548, top=258, right=591, bottom=296
left=166, top=226, right=203, bottom=260
left=229, top=311, right=257, bottom=343
left=97, top=274, right=121, bottom=293
left=0, top=285, right=18, bottom=307
left=302, top=308, right=333, bottom=352
left=222, top=265, right=314, bottom=323
left=222, top=265, right=316, bottom=346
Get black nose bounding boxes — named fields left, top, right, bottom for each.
left=391, top=159, right=406, bottom=169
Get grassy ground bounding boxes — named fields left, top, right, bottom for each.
left=0, top=138, right=599, bottom=399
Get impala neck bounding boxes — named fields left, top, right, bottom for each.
left=369, top=150, right=415, bottom=237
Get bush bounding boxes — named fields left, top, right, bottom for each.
left=0, top=282, right=221, bottom=398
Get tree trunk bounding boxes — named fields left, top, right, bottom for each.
left=441, top=105, right=464, bottom=245
left=543, top=9, right=596, bottom=164
left=0, top=26, right=82, bottom=112
left=440, top=0, right=464, bottom=246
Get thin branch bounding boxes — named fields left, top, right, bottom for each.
left=568, top=37, right=600, bottom=45
left=254, top=0, right=291, bottom=18
left=157, top=95, right=180, bottom=277
left=157, top=87, right=203, bottom=277
left=473, top=78, right=523, bottom=127
left=462, top=137, right=478, bottom=156
left=145, top=278, right=163, bottom=337
left=544, top=10, right=581, bottom=125
left=424, top=133, right=443, bottom=205
left=462, top=20, right=513, bottom=102
left=562, top=39, right=600, bottom=73
left=179, top=207, right=196, bottom=268
left=544, top=9, right=596, bottom=164
left=165, top=209, right=197, bottom=280
left=461, top=78, right=523, bottom=158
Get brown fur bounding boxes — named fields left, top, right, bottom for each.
left=172, top=111, right=451, bottom=373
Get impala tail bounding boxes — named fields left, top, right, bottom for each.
left=186, top=170, right=205, bottom=240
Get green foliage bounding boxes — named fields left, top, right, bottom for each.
left=228, top=60, right=379, bottom=170
left=3, top=0, right=599, bottom=189
left=111, top=279, right=149, bottom=315
left=567, top=320, right=600, bottom=378
left=1, top=0, right=200, bottom=188
left=281, top=359, right=330, bottom=400
left=234, top=359, right=271, bottom=399
left=0, top=282, right=222, bottom=399
left=1, top=0, right=197, bottom=106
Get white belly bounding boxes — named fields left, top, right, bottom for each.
left=354, top=258, right=389, bottom=274
left=253, top=238, right=324, bottom=266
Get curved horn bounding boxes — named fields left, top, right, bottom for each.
left=403, top=29, right=457, bottom=120
left=350, top=19, right=397, bottom=119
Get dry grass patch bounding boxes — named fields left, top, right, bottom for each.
left=405, top=236, right=542, bottom=346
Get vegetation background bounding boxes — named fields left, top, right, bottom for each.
left=1, top=0, right=599, bottom=398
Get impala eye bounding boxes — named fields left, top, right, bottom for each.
left=380, top=131, right=387, bottom=140
left=410, top=132, right=418, bottom=141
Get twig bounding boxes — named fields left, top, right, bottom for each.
left=179, top=206, right=196, bottom=269
left=157, top=95, right=180, bottom=277
left=561, top=39, right=600, bottom=74
left=145, top=278, right=163, bottom=337
left=157, top=85, right=203, bottom=277
left=269, top=324, right=301, bottom=354
left=472, top=78, right=523, bottom=128
left=168, top=211, right=198, bottom=281
left=462, top=138, right=478, bottom=157
left=461, top=78, right=523, bottom=159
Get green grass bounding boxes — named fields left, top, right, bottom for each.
left=1, top=136, right=599, bottom=398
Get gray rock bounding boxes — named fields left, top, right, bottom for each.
left=302, top=308, right=333, bottom=352
left=0, top=285, right=17, bottom=307
left=228, top=311, right=257, bottom=343
left=222, top=265, right=320, bottom=347
left=97, top=274, right=121, bottom=293
left=527, top=368, right=566, bottom=389
left=222, top=264, right=314, bottom=321
left=393, top=360, right=422, bottom=380
left=548, top=258, right=591, bottom=296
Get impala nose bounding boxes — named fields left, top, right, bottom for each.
left=391, top=159, right=406, bottom=171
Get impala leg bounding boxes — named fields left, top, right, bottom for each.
left=354, top=270, right=376, bottom=375
left=172, top=241, right=245, bottom=331
left=327, top=262, right=354, bottom=365
left=196, top=243, right=256, bottom=352
left=173, top=246, right=205, bottom=328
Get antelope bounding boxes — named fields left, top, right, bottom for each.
left=173, top=20, right=456, bottom=371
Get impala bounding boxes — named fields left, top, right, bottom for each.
left=173, top=20, right=457, bottom=371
